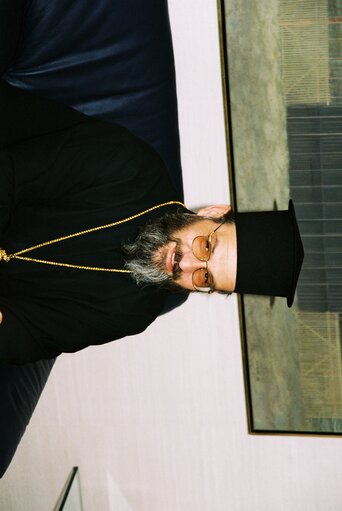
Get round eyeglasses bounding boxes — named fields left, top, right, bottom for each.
left=191, top=221, right=225, bottom=293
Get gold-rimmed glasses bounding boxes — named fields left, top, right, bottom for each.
left=191, top=221, right=225, bottom=293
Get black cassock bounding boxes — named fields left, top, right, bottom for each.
left=0, top=81, right=185, bottom=364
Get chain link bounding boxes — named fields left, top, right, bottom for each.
left=0, top=201, right=185, bottom=272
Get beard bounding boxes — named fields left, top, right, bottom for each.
left=122, top=211, right=199, bottom=291
left=122, top=209, right=234, bottom=291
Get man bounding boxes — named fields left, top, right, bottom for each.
left=124, top=204, right=237, bottom=293
left=123, top=197, right=303, bottom=304
left=0, top=79, right=304, bottom=365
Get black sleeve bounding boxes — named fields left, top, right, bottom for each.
left=0, top=307, right=56, bottom=365
left=0, top=0, right=28, bottom=77
left=0, top=80, right=89, bottom=149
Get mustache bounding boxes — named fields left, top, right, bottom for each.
left=171, top=243, right=183, bottom=281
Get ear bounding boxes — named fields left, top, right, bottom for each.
left=196, top=204, right=231, bottom=218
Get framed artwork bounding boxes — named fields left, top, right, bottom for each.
left=218, top=0, right=342, bottom=434
left=54, top=467, right=83, bottom=511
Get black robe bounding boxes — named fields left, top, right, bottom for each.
left=0, top=81, right=185, bottom=364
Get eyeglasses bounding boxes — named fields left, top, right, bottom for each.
left=191, top=222, right=225, bottom=293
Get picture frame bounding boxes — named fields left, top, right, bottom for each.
left=218, top=0, right=342, bottom=435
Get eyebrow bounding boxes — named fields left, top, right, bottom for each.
left=209, top=232, right=219, bottom=291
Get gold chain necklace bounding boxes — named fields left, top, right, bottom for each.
left=0, top=201, right=185, bottom=273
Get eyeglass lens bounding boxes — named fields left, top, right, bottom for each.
left=192, top=232, right=216, bottom=262
left=192, top=267, right=214, bottom=290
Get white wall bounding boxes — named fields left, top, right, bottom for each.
left=2, top=1, right=342, bottom=510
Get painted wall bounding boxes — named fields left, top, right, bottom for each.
left=2, top=1, right=342, bottom=510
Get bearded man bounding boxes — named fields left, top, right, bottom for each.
left=0, top=80, right=304, bottom=365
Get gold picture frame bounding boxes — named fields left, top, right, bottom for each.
left=218, top=0, right=342, bottom=435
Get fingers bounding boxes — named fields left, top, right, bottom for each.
left=0, top=312, right=2, bottom=324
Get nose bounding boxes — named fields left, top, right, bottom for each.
left=178, top=251, right=207, bottom=273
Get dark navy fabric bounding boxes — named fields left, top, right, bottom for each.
left=4, top=0, right=184, bottom=196
left=0, top=0, right=187, bottom=477
left=0, top=358, right=55, bottom=477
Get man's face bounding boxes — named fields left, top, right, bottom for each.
left=152, top=218, right=237, bottom=293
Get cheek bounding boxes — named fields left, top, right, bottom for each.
left=176, top=273, right=194, bottom=291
